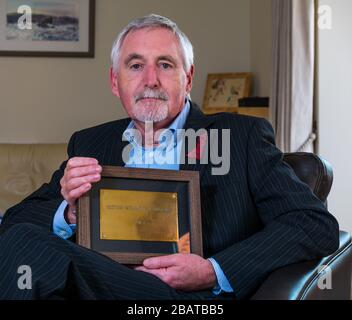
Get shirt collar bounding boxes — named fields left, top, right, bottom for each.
left=123, top=99, right=191, bottom=150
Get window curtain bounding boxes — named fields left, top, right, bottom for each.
left=270, top=0, right=316, bottom=152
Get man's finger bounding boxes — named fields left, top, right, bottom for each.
left=135, top=267, right=165, bottom=281
left=66, top=183, right=92, bottom=203
left=66, top=165, right=102, bottom=179
left=66, top=157, right=98, bottom=169
left=133, top=266, right=148, bottom=272
left=65, top=207, right=77, bottom=224
left=143, top=255, right=179, bottom=269
left=65, top=174, right=101, bottom=191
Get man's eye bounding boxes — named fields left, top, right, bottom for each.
left=160, top=63, right=172, bottom=69
left=130, top=64, right=142, bottom=70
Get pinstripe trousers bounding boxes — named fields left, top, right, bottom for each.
left=0, top=223, right=217, bottom=300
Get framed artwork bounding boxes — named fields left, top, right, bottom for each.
left=0, top=0, right=95, bottom=57
left=77, top=167, right=203, bottom=265
left=202, top=73, right=252, bottom=114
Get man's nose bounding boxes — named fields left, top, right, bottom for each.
left=143, top=65, right=160, bottom=88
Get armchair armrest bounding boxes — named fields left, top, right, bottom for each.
left=251, top=231, right=352, bottom=300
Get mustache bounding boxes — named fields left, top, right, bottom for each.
left=134, top=89, right=169, bottom=103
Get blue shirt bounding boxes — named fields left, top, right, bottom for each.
left=122, top=99, right=190, bottom=170
left=52, top=99, right=233, bottom=295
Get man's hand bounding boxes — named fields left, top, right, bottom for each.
left=134, top=254, right=217, bottom=292
left=60, top=157, right=102, bottom=224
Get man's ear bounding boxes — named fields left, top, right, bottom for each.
left=110, top=67, right=120, bottom=98
left=185, top=65, right=195, bottom=95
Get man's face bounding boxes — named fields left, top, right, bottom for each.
left=110, top=27, right=194, bottom=127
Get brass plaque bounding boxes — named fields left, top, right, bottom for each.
left=100, top=189, right=179, bottom=242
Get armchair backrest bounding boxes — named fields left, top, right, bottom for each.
left=283, top=152, right=333, bottom=205
left=0, top=144, right=67, bottom=215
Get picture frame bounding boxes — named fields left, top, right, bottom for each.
left=0, top=0, right=95, bottom=57
left=77, top=166, right=203, bottom=265
left=202, top=73, right=252, bottom=114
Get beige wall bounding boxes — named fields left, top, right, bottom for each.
left=0, top=0, right=256, bottom=143
left=250, top=0, right=272, bottom=97
left=317, top=0, right=352, bottom=234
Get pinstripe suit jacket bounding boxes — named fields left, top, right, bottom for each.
left=1, top=102, right=339, bottom=299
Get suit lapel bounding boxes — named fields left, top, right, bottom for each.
left=180, top=102, right=215, bottom=179
left=100, top=118, right=130, bottom=167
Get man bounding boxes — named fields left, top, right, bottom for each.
left=0, top=14, right=339, bottom=300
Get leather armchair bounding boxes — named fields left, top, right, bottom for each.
left=0, top=144, right=67, bottom=215
left=251, top=152, right=352, bottom=300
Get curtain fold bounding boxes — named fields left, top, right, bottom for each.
left=270, top=0, right=315, bottom=153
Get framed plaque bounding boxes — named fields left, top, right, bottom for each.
left=77, top=167, right=203, bottom=265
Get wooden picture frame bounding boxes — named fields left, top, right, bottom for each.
left=202, top=72, right=252, bottom=114
left=77, top=167, right=203, bottom=265
left=0, top=0, right=95, bottom=57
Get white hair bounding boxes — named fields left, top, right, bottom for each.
left=111, top=14, right=194, bottom=74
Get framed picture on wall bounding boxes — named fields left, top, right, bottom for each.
left=0, top=0, right=95, bottom=57
left=202, top=73, right=252, bottom=114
